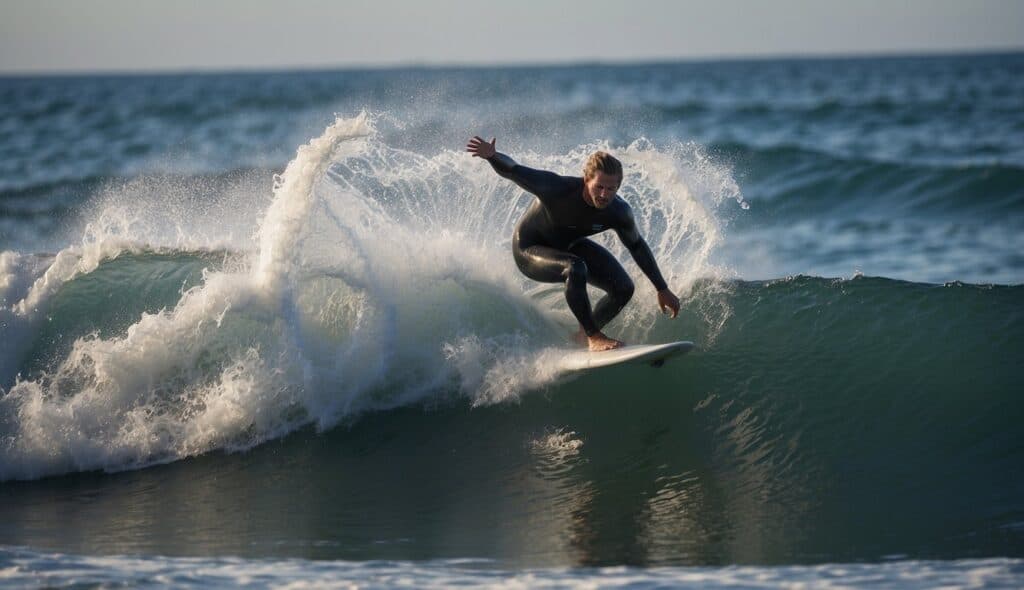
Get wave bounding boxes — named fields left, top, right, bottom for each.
left=2, top=113, right=1018, bottom=485
left=712, top=141, right=1024, bottom=218
left=0, top=113, right=740, bottom=480
left=1, top=270, right=1020, bottom=565
left=2, top=244, right=1020, bottom=488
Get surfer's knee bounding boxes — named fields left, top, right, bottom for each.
left=564, top=258, right=588, bottom=284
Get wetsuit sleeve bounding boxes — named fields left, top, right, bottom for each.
left=486, top=152, right=567, bottom=201
left=615, top=206, right=669, bottom=292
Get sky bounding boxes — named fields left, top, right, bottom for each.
left=1, top=0, right=1022, bottom=73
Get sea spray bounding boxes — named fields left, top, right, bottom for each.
left=0, top=113, right=741, bottom=480
left=0, top=166, right=271, bottom=384
left=0, top=115, right=385, bottom=480
left=0, top=131, right=324, bottom=478
left=256, top=114, right=375, bottom=292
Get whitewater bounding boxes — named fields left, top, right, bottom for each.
left=0, top=112, right=743, bottom=481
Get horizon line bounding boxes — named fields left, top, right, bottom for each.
left=1, top=46, right=1021, bottom=79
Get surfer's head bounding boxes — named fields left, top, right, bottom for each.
left=583, top=151, right=622, bottom=209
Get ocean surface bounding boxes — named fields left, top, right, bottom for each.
left=1, top=53, right=1022, bottom=587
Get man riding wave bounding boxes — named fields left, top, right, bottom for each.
left=467, top=136, right=680, bottom=351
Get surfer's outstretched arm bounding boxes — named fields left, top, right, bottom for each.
left=615, top=207, right=681, bottom=318
left=466, top=136, right=564, bottom=198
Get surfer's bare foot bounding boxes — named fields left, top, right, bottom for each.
left=588, top=332, right=625, bottom=352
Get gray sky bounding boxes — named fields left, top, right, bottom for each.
left=2, top=0, right=1022, bottom=73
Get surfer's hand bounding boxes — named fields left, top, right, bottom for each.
left=466, top=136, right=496, bottom=159
left=657, top=289, right=679, bottom=319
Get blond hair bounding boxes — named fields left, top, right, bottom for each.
left=583, top=151, right=623, bottom=180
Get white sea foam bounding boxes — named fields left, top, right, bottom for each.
left=0, top=113, right=741, bottom=480
left=1, top=547, right=1020, bottom=590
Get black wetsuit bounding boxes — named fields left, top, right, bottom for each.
left=488, top=153, right=668, bottom=336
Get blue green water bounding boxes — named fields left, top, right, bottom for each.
left=1, top=53, right=1022, bottom=587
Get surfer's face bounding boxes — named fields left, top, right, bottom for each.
left=584, top=171, right=621, bottom=209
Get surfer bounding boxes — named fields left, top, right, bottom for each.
left=467, top=136, right=680, bottom=351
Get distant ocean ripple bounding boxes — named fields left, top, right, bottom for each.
left=2, top=53, right=1021, bottom=282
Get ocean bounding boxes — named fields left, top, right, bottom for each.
left=1, top=53, right=1022, bottom=587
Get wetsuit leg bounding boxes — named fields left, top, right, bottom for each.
left=513, top=241, right=600, bottom=336
left=568, top=239, right=635, bottom=330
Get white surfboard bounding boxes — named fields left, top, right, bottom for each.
left=557, top=341, right=694, bottom=373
